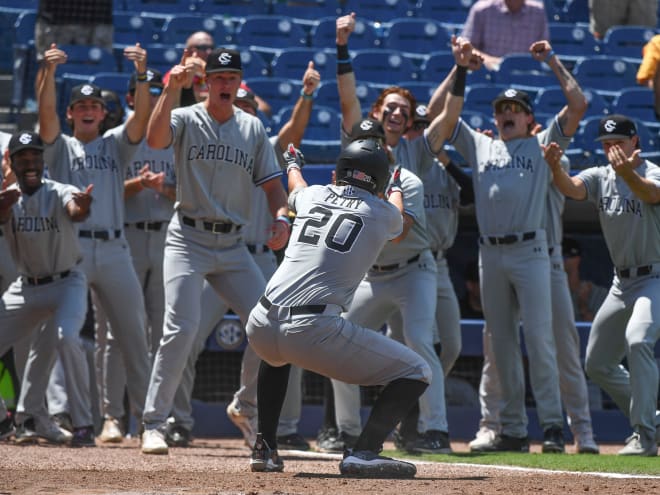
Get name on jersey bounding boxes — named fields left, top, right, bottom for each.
left=71, top=155, right=119, bottom=172
left=186, top=144, right=254, bottom=173
left=12, top=216, right=60, bottom=233
left=482, top=155, right=534, bottom=173
left=424, top=193, right=454, bottom=210
left=598, top=195, right=643, bottom=217
left=126, top=159, right=175, bottom=180
left=323, top=190, right=363, bottom=209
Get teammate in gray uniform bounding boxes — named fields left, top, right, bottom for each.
left=30, top=43, right=153, bottom=445
left=468, top=147, right=599, bottom=454
left=544, top=114, right=660, bottom=456
left=0, top=131, right=91, bottom=444
left=433, top=39, right=587, bottom=452
left=98, top=68, right=176, bottom=444
left=247, top=138, right=429, bottom=477
left=141, top=47, right=290, bottom=455
left=169, top=64, right=321, bottom=450
left=0, top=132, right=18, bottom=294
left=329, top=13, right=474, bottom=454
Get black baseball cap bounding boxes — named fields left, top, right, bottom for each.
left=235, top=84, right=258, bottom=112
left=595, top=114, right=637, bottom=141
left=414, top=104, right=430, bottom=123
left=350, top=118, right=385, bottom=142
left=128, top=68, right=164, bottom=93
left=562, top=237, right=582, bottom=258
left=492, top=88, right=534, bottom=114
left=8, top=131, right=44, bottom=157
left=205, top=48, right=242, bottom=74
left=69, top=83, right=105, bottom=107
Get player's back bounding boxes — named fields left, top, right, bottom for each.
left=265, top=183, right=402, bottom=310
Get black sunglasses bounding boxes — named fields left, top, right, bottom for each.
left=193, top=44, right=214, bottom=51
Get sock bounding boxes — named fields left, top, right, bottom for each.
left=256, top=360, right=290, bottom=449
left=355, top=378, right=428, bottom=452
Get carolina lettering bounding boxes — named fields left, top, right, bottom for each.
left=13, top=216, right=60, bottom=233
left=71, top=155, right=118, bottom=172
left=186, top=144, right=254, bottom=174
left=598, top=196, right=643, bottom=217
left=482, top=154, right=534, bottom=173
left=424, top=193, right=452, bottom=210
left=126, top=160, right=175, bottom=180
left=323, top=190, right=363, bottom=209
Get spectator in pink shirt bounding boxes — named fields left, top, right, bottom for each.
left=461, top=0, right=549, bottom=70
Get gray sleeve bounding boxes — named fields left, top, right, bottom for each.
left=576, top=166, right=604, bottom=204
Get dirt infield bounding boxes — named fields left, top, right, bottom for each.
left=1, top=438, right=659, bottom=494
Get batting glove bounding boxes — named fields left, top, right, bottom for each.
left=284, top=143, right=305, bottom=173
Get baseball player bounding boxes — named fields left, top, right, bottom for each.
left=467, top=147, right=599, bottom=454
left=29, top=42, right=153, bottom=445
left=169, top=65, right=321, bottom=450
left=545, top=114, right=660, bottom=456
left=430, top=39, right=587, bottom=452
left=326, top=14, right=475, bottom=454
left=0, top=131, right=91, bottom=444
left=0, top=132, right=18, bottom=295
left=97, top=68, right=176, bottom=443
left=141, top=47, right=290, bottom=455
left=247, top=138, right=428, bottom=477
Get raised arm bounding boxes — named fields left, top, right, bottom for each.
left=335, top=12, right=363, bottom=134
left=123, top=44, right=150, bottom=143
left=427, top=50, right=482, bottom=120
left=426, top=36, right=474, bottom=154
left=147, top=54, right=189, bottom=149
left=38, top=44, right=66, bottom=144
left=277, top=61, right=321, bottom=147
left=530, top=41, right=587, bottom=137
left=67, top=184, right=93, bottom=222
left=609, top=146, right=660, bottom=204
left=543, top=142, right=587, bottom=200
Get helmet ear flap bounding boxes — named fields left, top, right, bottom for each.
left=335, top=138, right=390, bottom=194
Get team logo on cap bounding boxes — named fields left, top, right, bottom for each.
left=416, top=105, right=429, bottom=118
left=80, top=84, right=95, bottom=96
left=360, top=120, right=374, bottom=131
left=18, top=133, right=33, bottom=144
left=237, top=88, right=248, bottom=98
left=603, top=119, right=617, bottom=133
left=218, top=52, right=233, bottom=65
left=146, top=70, right=155, bottom=82
left=504, top=89, right=518, bottom=98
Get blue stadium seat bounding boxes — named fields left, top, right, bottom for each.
left=419, top=50, right=455, bottom=82
left=464, top=83, right=508, bottom=115
left=351, top=49, right=419, bottom=86
left=234, top=15, right=308, bottom=54
left=113, top=12, right=161, bottom=46
left=415, top=0, right=473, bottom=24
left=270, top=48, right=336, bottom=81
left=314, top=79, right=380, bottom=113
left=492, top=54, right=556, bottom=90
left=548, top=22, right=598, bottom=61
left=339, top=0, right=414, bottom=23
left=382, top=18, right=451, bottom=56
left=276, top=104, right=341, bottom=140
left=461, top=109, right=496, bottom=132
left=559, top=0, right=589, bottom=24
left=535, top=86, right=610, bottom=118
left=397, top=80, right=435, bottom=105
left=89, top=72, right=133, bottom=110
left=56, top=44, right=118, bottom=76
left=308, top=16, right=380, bottom=50
left=243, top=76, right=302, bottom=115
left=572, top=56, right=639, bottom=97
left=121, top=44, right=181, bottom=73
left=160, top=15, right=234, bottom=46
left=236, top=47, right=270, bottom=78
left=12, top=10, right=37, bottom=108
left=195, top=0, right=271, bottom=17
left=601, top=25, right=657, bottom=59
left=612, top=86, right=657, bottom=125
left=0, top=7, right=26, bottom=73
left=271, top=0, right=341, bottom=20
left=123, top=0, right=199, bottom=14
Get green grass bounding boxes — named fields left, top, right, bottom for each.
left=385, top=450, right=660, bottom=476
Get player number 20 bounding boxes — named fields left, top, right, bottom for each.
left=298, top=206, right=364, bottom=253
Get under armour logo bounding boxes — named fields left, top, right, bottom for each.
left=218, top=52, right=233, bottom=65
left=80, top=84, right=95, bottom=96
left=18, top=133, right=32, bottom=144
left=504, top=89, right=518, bottom=98
left=603, top=119, right=617, bottom=133
left=360, top=120, right=374, bottom=131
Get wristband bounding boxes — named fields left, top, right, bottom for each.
left=276, top=215, right=291, bottom=226
left=450, top=65, right=467, bottom=97
left=136, top=72, right=148, bottom=82
left=337, top=43, right=353, bottom=75
left=545, top=50, right=555, bottom=63
left=300, top=89, right=314, bottom=100
left=286, top=163, right=301, bottom=174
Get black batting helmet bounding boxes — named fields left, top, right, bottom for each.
left=335, top=138, right=390, bottom=194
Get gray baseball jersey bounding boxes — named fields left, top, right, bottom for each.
left=0, top=131, right=18, bottom=292
left=580, top=160, right=660, bottom=448
left=248, top=182, right=431, bottom=391
left=449, top=117, right=570, bottom=437
left=1, top=179, right=88, bottom=427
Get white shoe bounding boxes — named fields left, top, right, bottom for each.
left=141, top=429, right=169, bottom=455
left=468, top=426, right=497, bottom=451
left=35, top=416, right=73, bottom=444
left=99, top=417, right=123, bottom=443
left=618, top=432, right=657, bottom=456
left=226, top=400, right=256, bottom=447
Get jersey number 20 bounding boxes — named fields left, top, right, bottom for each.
left=298, top=206, right=364, bottom=253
